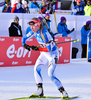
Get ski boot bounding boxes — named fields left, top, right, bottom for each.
left=30, top=83, right=44, bottom=97
left=58, top=87, right=69, bottom=99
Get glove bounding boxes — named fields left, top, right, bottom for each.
left=77, top=11, right=79, bottom=15
left=71, top=28, right=75, bottom=32
left=31, top=46, right=39, bottom=51
left=66, top=30, right=70, bottom=34
left=80, top=10, right=83, bottom=14
left=24, top=44, right=30, bottom=51
left=24, top=44, right=39, bottom=51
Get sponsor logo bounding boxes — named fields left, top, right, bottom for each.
left=26, top=38, right=33, bottom=41
left=55, top=39, right=58, bottom=41
left=13, top=38, right=19, bottom=41
left=65, top=38, right=70, bottom=41
left=0, top=38, right=5, bottom=41
left=64, top=59, right=69, bottom=62
left=26, top=61, right=32, bottom=64
left=6, top=44, right=31, bottom=58
left=0, top=62, right=4, bottom=65
left=27, top=32, right=31, bottom=37
left=58, top=47, right=63, bottom=57
left=12, top=61, right=18, bottom=65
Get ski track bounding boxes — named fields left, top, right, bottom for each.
left=0, top=59, right=91, bottom=100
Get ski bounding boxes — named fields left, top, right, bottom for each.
left=62, top=96, right=79, bottom=100
left=10, top=95, right=79, bottom=100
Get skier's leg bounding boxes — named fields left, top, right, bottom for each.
left=31, top=52, right=48, bottom=97
left=44, top=50, right=68, bottom=98
left=48, top=57, right=68, bottom=98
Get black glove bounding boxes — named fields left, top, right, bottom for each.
left=24, top=44, right=30, bottom=51
left=31, top=46, right=39, bottom=51
left=77, top=11, right=79, bottom=15
left=66, top=30, right=70, bottom=34
left=80, top=10, right=83, bottom=14
left=71, top=28, right=75, bottom=32
left=24, top=44, right=39, bottom=51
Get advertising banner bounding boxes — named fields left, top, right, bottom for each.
left=0, top=37, right=71, bottom=67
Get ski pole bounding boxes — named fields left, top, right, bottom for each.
left=56, top=39, right=79, bottom=44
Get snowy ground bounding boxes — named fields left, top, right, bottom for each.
left=0, top=58, right=91, bottom=100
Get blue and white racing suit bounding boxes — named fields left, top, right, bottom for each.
left=22, top=28, right=63, bottom=89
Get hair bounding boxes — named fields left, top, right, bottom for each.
left=31, top=17, right=45, bottom=41
left=84, top=24, right=90, bottom=30
left=87, top=0, right=91, bottom=2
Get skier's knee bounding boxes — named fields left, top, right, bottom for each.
left=34, top=65, right=41, bottom=73
left=48, top=71, right=54, bottom=81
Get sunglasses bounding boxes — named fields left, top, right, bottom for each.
left=87, top=2, right=91, bottom=3
left=28, top=21, right=41, bottom=27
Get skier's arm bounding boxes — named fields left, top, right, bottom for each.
left=22, top=31, right=34, bottom=46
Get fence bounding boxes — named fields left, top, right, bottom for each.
left=0, top=13, right=90, bottom=58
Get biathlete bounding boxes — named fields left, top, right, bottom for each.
left=22, top=17, right=68, bottom=98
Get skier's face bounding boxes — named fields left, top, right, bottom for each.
left=30, top=25, right=40, bottom=32
left=29, top=19, right=41, bottom=32
left=77, top=1, right=81, bottom=6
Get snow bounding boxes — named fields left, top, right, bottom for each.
left=0, top=58, right=91, bottom=100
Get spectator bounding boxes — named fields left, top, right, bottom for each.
left=38, top=1, right=47, bottom=14
left=11, top=0, right=26, bottom=13
left=47, top=0, right=56, bottom=14
left=73, top=0, right=77, bottom=6
left=84, top=0, right=87, bottom=5
left=57, top=16, right=75, bottom=37
left=81, top=20, right=91, bottom=58
left=71, top=0, right=85, bottom=15
left=2, top=1, right=12, bottom=13
left=57, top=16, right=77, bottom=58
left=84, top=0, right=91, bottom=16
left=30, top=0, right=39, bottom=8
left=9, top=16, right=22, bottom=37
left=44, top=12, right=51, bottom=29
left=73, top=0, right=86, bottom=7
